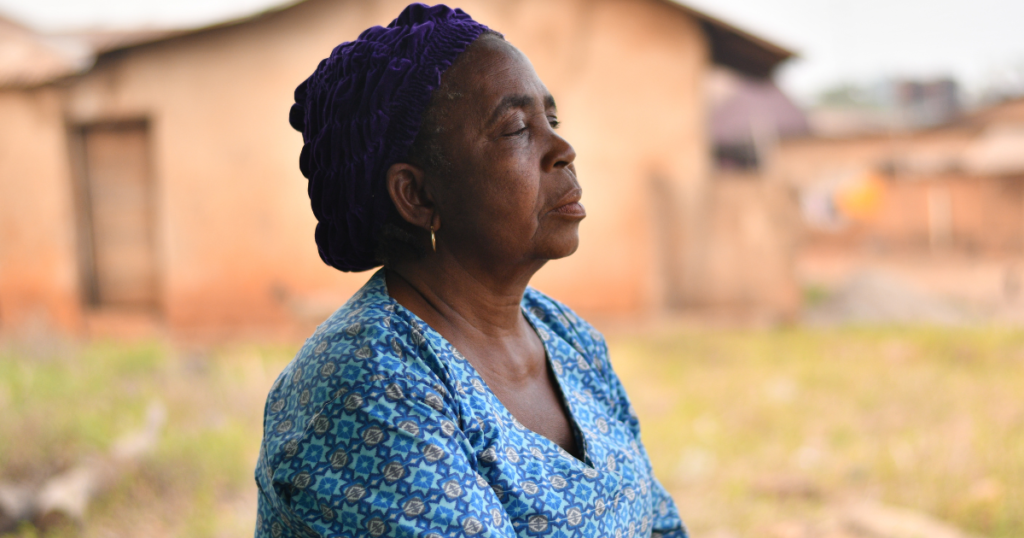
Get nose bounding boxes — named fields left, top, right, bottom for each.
left=542, top=129, right=576, bottom=172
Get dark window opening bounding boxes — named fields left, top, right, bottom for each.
left=714, top=142, right=760, bottom=171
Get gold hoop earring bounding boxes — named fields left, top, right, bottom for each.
left=429, top=225, right=436, bottom=252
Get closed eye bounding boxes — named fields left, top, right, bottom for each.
left=504, top=125, right=529, bottom=137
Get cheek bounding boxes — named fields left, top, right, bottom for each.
left=491, top=158, right=544, bottom=226
left=462, top=152, right=540, bottom=222
left=438, top=134, right=545, bottom=243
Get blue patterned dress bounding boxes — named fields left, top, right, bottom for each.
left=255, top=270, right=687, bottom=537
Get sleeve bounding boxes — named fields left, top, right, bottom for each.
left=256, top=376, right=518, bottom=538
left=592, top=334, right=689, bottom=538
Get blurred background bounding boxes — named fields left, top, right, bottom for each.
left=0, top=0, right=1022, bottom=536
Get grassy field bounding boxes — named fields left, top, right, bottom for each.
left=1, top=327, right=1021, bottom=537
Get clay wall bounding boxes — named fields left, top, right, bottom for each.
left=0, top=0, right=712, bottom=334
left=698, top=176, right=800, bottom=319
left=775, top=121, right=1024, bottom=258
left=0, top=87, right=82, bottom=331
left=856, top=175, right=1024, bottom=254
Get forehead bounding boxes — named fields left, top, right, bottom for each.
left=446, top=39, right=552, bottom=119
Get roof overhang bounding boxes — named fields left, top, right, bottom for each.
left=2, top=0, right=797, bottom=87
left=665, top=1, right=796, bottom=78
left=92, top=0, right=798, bottom=79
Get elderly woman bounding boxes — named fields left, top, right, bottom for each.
left=255, top=4, right=686, bottom=537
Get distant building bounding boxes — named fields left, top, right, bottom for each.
left=809, top=77, right=962, bottom=138
left=707, top=66, right=809, bottom=171
left=0, top=0, right=799, bottom=336
left=894, top=78, right=961, bottom=128
left=776, top=97, right=1024, bottom=255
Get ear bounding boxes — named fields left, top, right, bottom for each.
left=385, top=162, right=438, bottom=230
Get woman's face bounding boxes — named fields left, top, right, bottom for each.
left=428, top=37, right=583, bottom=272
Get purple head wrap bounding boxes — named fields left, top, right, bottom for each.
left=289, top=3, right=490, bottom=272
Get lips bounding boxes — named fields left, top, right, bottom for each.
left=552, top=201, right=586, bottom=217
left=550, top=188, right=586, bottom=218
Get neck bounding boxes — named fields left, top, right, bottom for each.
left=385, top=252, right=545, bottom=339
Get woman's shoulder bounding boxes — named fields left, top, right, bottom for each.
left=522, top=286, right=602, bottom=333
left=522, top=286, right=608, bottom=356
left=267, top=272, right=445, bottom=418
left=260, top=273, right=454, bottom=464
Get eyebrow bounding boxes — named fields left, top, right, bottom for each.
left=486, top=94, right=557, bottom=127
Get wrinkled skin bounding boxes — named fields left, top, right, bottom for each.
left=384, top=35, right=585, bottom=457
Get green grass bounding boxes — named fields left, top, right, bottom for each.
left=0, top=342, right=165, bottom=478
left=1, top=328, right=1022, bottom=537
left=0, top=341, right=295, bottom=538
left=611, top=327, right=1024, bottom=537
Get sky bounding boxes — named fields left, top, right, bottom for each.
left=2, top=0, right=1023, bottom=104
left=682, top=0, right=1024, bottom=103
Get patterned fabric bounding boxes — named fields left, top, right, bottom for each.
left=255, top=270, right=687, bottom=537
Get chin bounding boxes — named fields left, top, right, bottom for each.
left=537, top=232, right=580, bottom=260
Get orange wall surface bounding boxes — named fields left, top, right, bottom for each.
left=0, top=88, right=82, bottom=331
left=0, top=0, right=711, bottom=334
left=775, top=127, right=1024, bottom=256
